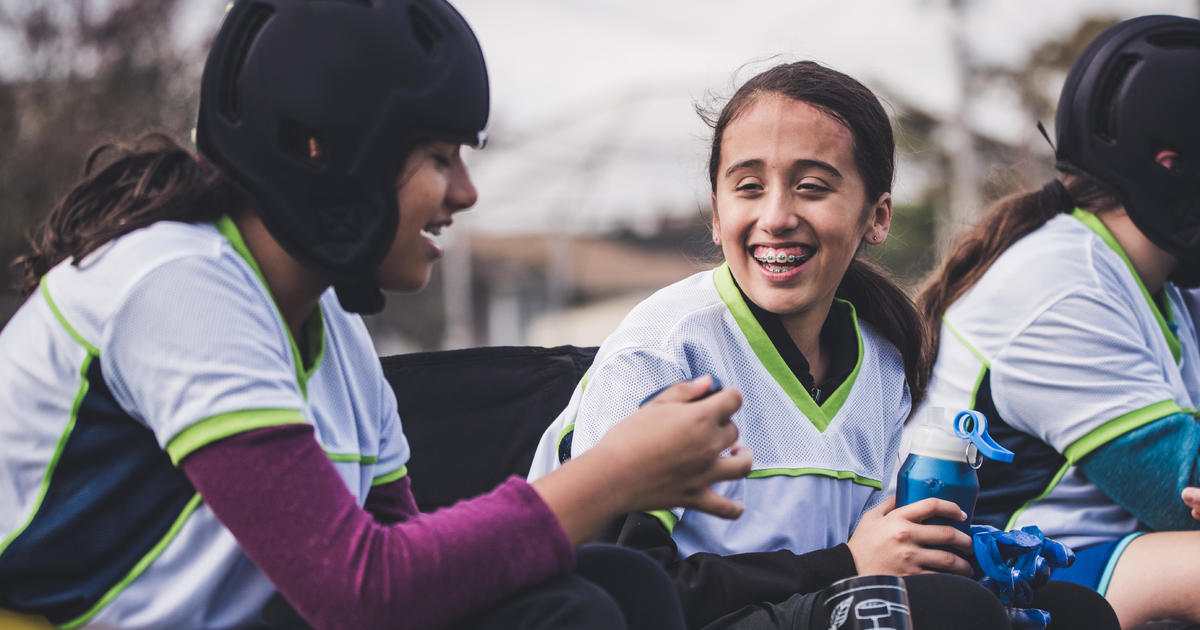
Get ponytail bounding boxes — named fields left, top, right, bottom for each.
left=917, top=174, right=1121, bottom=374
left=837, top=258, right=930, bottom=407
left=12, top=132, right=244, bottom=296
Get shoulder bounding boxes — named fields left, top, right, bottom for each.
left=945, top=214, right=1126, bottom=351
left=599, top=268, right=729, bottom=356
left=41, top=221, right=259, bottom=345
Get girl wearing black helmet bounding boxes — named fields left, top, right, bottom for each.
left=920, top=14, right=1200, bottom=628
left=0, top=1, right=752, bottom=629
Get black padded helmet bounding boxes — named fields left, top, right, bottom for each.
left=196, top=0, right=488, bottom=313
left=1055, top=15, right=1200, bottom=263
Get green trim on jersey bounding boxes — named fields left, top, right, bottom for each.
left=580, top=369, right=591, bottom=392
left=555, top=422, right=576, bottom=454
left=326, top=452, right=380, bottom=464
left=1071, top=209, right=1181, bottom=364
left=746, top=467, right=883, bottom=489
left=942, top=319, right=991, bottom=408
left=1003, top=398, right=1187, bottom=530
left=647, top=510, right=679, bottom=534
left=0, top=355, right=93, bottom=559
left=40, top=278, right=98, bottom=356
left=165, top=408, right=308, bottom=465
left=371, top=465, right=409, bottom=487
left=215, top=216, right=327, bottom=396
left=712, top=263, right=863, bottom=432
left=60, top=493, right=204, bottom=630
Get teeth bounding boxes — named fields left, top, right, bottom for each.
left=753, top=247, right=810, bottom=270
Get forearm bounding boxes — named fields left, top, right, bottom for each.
left=364, top=476, right=419, bottom=524
left=612, top=511, right=857, bottom=628
left=529, top=448, right=633, bottom=547
left=182, top=424, right=573, bottom=630
left=1079, top=412, right=1200, bottom=531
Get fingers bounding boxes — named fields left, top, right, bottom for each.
left=919, top=549, right=974, bottom=576
left=647, top=375, right=715, bottom=404
left=1183, top=487, right=1200, bottom=508
left=892, top=497, right=968, bottom=525
left=705, top=444, right=753, bottom=482
left=910, top=523, right=974, bottom=556
left=685, top=487, right=745, bottom=520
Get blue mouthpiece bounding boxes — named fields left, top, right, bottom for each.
left=954, top=410, right=1015, bottom=463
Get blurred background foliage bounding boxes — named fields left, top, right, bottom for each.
left=0, top=2, right=1138, bottom=351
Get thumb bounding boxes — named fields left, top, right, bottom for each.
left=648, top=375, right=715, bottom=405
left=863, top=496, right=896, bottom=521
left=686, top=487, right=745, bottom=520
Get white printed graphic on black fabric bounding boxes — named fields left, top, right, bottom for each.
left=828, top=596, right=911, bottom=630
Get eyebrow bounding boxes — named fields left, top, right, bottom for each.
left=723, top=158, right=844, bottom=180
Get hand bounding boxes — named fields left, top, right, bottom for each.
left=846, top=497, right=974, bottom=576
left=1182, top=487, right=1200, bottom=521
left=531, top=375, right=752, bottom=546
left=595, top=375, right=752, bottom=519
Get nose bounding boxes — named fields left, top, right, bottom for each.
left=758, top=190, right=800, bottom=236
left=447, top=159, right=478, bottom=212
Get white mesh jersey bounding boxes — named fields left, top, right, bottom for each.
left=917, top=210, right=1200, bottom=548
left=0, top=218, right=409, bottom=629
left=529, top=263, right=910, bottom=558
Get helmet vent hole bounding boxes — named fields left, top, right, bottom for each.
left=1092, top=53, right=1139, bottom=143
left=218, top=3, right=274, bottom=122
left=1147, top=29, right=1200, bottom=50
left=279, top=118, right=327, bottom=169
left=408, top=6, right=441, bottom=55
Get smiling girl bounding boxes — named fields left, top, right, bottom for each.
left=0, top=1, right=752, bottom=629
left=529, top=61, right=1118, bottom=630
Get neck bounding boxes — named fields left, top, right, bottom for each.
left=234, top=212, right=329, bottom=340
left=1096, top=208, right=1177, bottom=295
left=780, top=298, right=833, bottom=384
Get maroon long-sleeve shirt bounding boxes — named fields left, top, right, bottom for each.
left=181, top=424, right=574, bottom=630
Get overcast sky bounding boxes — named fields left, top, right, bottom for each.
left=127, top=0, right=1200, bottom=233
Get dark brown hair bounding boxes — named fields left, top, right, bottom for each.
left=916, top=174, right=1120, bottom=373
left=703, top=61, right=931, bottom=405
left=13, top=132, right=244, bottom=295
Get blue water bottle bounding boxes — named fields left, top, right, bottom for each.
left=896, top=408, right=1013, bottom=533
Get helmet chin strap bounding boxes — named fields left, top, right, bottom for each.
left=335, top=283, right=386, bottom=314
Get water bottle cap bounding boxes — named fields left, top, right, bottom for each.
left=908, top=407, right=975, bottom=463
left=953, top=410, right=1015, bottom=463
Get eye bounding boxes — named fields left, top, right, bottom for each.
left=733, top=178, right=763, bottom=194
left=797, top=178, right=830, bottom=193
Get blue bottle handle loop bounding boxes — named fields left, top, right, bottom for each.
left=953, top=410, right=1015, bottom=464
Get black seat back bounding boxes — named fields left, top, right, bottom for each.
left=381, top=345, right=597, bottom=511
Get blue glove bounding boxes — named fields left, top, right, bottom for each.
left=970, top=525, right=1076, bottom=630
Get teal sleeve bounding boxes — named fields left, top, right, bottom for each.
left=1078, top=412, right=1200, bottom=531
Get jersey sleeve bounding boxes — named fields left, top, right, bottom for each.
left=569, top=347, right=687, bottom=457
left=989, top=289, right=1185, bottom=457
left=371, top=372, right=411, bottom=487
left=100, top=255, right=307, bottom=463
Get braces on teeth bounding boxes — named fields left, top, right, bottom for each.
left=757, top=253, right=800, bottom=263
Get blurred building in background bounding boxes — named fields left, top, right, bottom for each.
left=0, top=0, right=1194, bottom=353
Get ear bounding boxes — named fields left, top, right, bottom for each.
left=863, top=192, right=893, bottom=245
left=1156, top=149, right=1180, bottom=170
left=711, top=192, right=722, bottom=245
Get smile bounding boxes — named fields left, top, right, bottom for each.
left=751, top=245, right=812, bottom=273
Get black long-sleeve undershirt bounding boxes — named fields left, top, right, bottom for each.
left=602, top=512, right=858, bottom=628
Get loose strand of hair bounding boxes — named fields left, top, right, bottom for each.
left=836, top=258, right=931, bottom=407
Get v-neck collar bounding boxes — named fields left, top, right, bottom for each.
left=216, top=216, right=327, bottom=397
left=712, top=263, right=864, bottom=432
